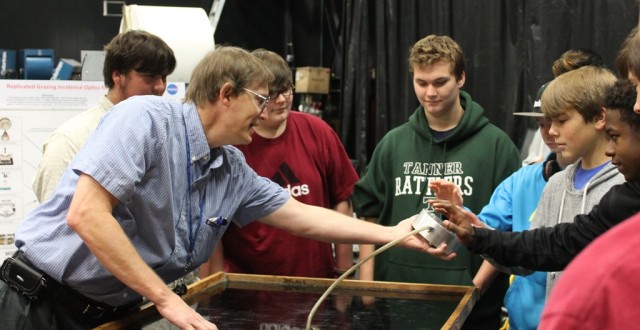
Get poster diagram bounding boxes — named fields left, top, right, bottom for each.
left=0, top=117, right=12, bottom=142
left=0, top=80, right=185, bottom=257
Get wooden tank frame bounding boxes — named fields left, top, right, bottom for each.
left=96, top=272, right=478, bottom=330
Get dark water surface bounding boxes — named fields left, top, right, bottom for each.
left=191, top=288, right=459, bottom=330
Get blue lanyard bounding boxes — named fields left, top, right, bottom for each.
left=183, top=115, right=204, bottom=271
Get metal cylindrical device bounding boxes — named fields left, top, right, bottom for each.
left=412, top=208, right=460, bottom=255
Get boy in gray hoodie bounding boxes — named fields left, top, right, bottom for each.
left=529, top=65, right=625, bottom=298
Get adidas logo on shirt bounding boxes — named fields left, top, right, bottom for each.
left=272, top=163, right=310, bottom=197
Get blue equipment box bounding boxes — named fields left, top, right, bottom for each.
left=19, top=48, right=55, bottom=80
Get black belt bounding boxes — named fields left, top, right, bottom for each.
left=2, top=251, right=142, bottom=321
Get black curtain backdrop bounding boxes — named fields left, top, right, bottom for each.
left=215, top=0, right=342, bottom=71
left=339, top=0, right=639, bottom=172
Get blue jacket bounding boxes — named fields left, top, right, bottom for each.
left=477, top=159, right=549, bottom=330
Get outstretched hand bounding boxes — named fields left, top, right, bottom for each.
left=429, top=179, right=463, bottom=207
left=428, top=199, right=477, bottom=246
left=396, top=216, right=457, bottom=261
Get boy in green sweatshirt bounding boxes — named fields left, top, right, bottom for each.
left=352, top=34, right=520, bottom=329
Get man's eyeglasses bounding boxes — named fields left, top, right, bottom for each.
left=242, top=88, right=271, bottom=115
left=269, top=87, right=295, bottom=100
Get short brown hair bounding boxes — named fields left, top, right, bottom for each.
left=251, top=49, right=293, bottom=94
left=185, top=46, right=274, bottom=108
left=103, top=30, right=176, bottom=88
left=408, top=35, right=465, bottom=80
left=552, top=49, right=604, bottom=77
left=616, top=27, right=640, bottom=79
left=541, top=66, right=616, bottom=121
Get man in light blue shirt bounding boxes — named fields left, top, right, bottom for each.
left=0, top=46, right=433, bottom=330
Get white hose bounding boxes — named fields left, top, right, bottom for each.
left=305, top=225, right=432, bottom=330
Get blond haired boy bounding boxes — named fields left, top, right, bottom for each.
left=530, top=65, right=624, bottom=298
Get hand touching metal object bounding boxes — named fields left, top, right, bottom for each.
left=428, top=199, right=479, bottom=247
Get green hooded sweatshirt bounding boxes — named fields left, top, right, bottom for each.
left=353, top=91, right=521, bottom=329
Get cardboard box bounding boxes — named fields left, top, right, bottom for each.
left=295, top=67, right=330, bottom=94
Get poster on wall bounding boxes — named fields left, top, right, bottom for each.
left=0, top=80, right=185, bottom=257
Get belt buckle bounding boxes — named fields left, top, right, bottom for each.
left=82, top=304, right=106, bottom=319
